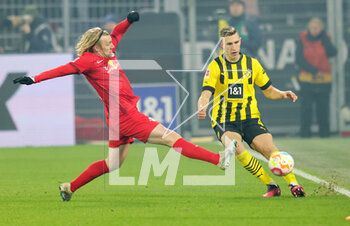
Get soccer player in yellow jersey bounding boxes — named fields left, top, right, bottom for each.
left=197, top=26, right=306, bottom=197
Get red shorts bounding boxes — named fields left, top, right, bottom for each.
left=108, top=109, right=159, bottom=148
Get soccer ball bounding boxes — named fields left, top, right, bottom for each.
left=268, top=152, right=294, bottom=176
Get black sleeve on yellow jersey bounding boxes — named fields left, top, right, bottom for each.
left=203, top=86, right=215, bottom=93
left=260, top=80, right=272, bottom=90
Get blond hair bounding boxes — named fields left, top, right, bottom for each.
left=220, top=26, right=238, bottom=37
left=75, top=27, right=109, bottom=56
left=308, top=17, right=324, bottom=30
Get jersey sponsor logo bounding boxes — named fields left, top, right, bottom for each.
left=97, top=60, right=103, bottom=64
left=227, top=83, right=243, bottom=99
left=204, top=69, right=210, bottom=79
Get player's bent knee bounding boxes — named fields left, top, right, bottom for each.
left=161, top=131, right=181, bottom=147
left=105, top=156, right=126, bottom=171
left=105, top=158, right=123, bottom=171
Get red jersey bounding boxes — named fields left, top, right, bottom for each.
left=34, top=19, right=139, bottom=124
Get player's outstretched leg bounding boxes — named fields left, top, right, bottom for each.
left=58, top=159, right=109, bottom=201
left=223, top=132, right=280, bottom=197
left=251, top=134, right=306, bottom=198
left=236, top=150, right=280, bottom=197
left=58, top=145, right=130, bottom=201
left=147, top=124, right=235, bottom=170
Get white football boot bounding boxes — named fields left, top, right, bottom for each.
left=217, top=140, right=237, bottom=170
left=59, top=183, right=73, bottom=201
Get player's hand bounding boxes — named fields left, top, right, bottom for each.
left=198, top=104, right=208, bottom=120
left=198, top=108, right=207, bottom=120
left=13, top=76, right=35, bottom=85
left=282, top=90, right=298, bottom=102
left=127, top=11, right=139, bottom=23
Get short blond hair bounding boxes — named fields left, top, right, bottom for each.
left=220, top=26, right=238, bottom=37
left=75, top=27, right=109, bottom=56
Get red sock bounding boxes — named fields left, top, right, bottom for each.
left=172, top=138, right=219, bottom=165
left=70, top=160, right=109, bottom=192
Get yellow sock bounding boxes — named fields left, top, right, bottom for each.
left=236, top=150, right=274, bottom=185
left=283, top=171, right=298, bottom=185
left=270, top=151, right=299, bottom=186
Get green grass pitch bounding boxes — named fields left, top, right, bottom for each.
left=1, top=138, right=350, bottom=225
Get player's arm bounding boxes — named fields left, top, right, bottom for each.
left=254, top=59, right=297, bottom=103
left=13, top=56, right=91, bottom=85
left=13, top=63, right=78, bottom=85
left=197, top=61, right=220, bottom=119
left=198, top=90, right=213, bottom=119
left=110, top=11, right=139, bottom=48
left=262, top=85, right=298, bottom=102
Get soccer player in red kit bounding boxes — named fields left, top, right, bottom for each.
left=14, top=11, right=237, bottom=201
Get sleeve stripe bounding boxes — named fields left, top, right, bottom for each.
left=202, top=86, right=215, bottom=93
left=69, top=62, right=81, bottom=74
left=260, top=80, right=272, bottom=90
left=111, top=34, right=119, bottom=46
left=214, top=57, right=224, bottom=84
left=246, top=56, right=253, bottom=84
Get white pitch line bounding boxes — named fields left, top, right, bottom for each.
left=250, top=152, right=350, bottom=198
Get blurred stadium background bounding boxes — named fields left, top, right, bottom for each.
left=1, top=0, right=349, bottom=142
left=1, top=1, right=350, bottom=224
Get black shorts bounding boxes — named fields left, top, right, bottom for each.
left=213, top=118, right=269, bottom=145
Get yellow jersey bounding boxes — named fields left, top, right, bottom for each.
left=202, top=54, right=271, bottom=127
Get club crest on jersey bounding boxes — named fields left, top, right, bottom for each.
left=244, top=69, right=252, bottom=79
left=205, top=69, right=210, bottom=79
left=107, top=60, right=119, bottom=73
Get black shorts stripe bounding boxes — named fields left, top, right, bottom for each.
left=225, top=102, right=232, bottom=122
left=246, top=56, right=253, bottom=84
left=260, top=80, right=272, bottom=90
left=237, top=60, right=243, bottom=79
left=216, top=95, right=225, bottom=124
left=245, top=96, right=252, bottom=119
left=213, top=118, right=269, bottom=146
left=214, top=57, right=225, bottom=84
left=235, top=103, right=243, bottom=121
